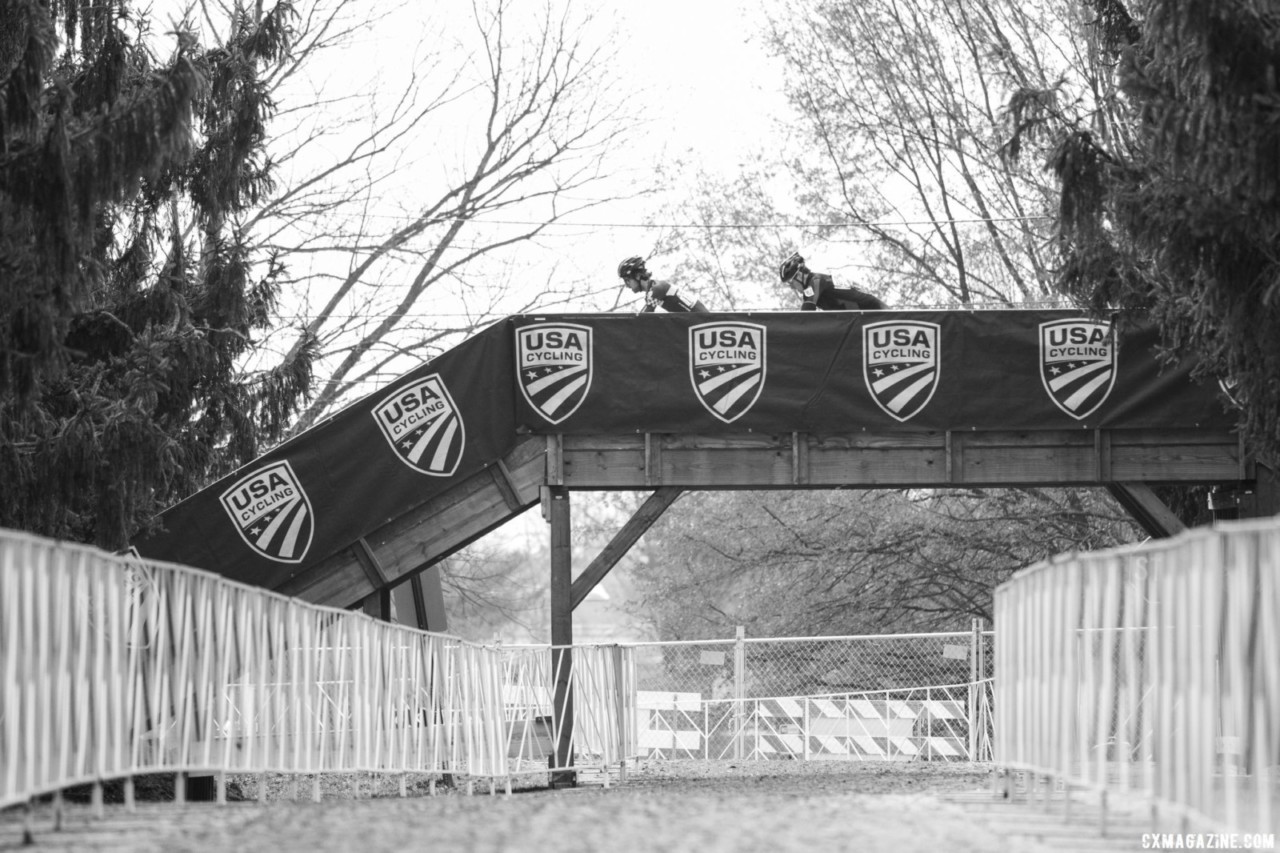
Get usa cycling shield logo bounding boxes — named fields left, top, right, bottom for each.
left=219, top=460, right=314, bottom=563
left=516, top=323, right=593, bottom=424
left=372, top=374, right=465, bottom=476
left=689, top=322, right=766, bottom=423
left=1039, top=320, right=1117, bottom=420
left=863, top=321, right=940, bottom=422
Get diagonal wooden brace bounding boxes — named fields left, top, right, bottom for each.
left=569, top=486, right=683, bottom=611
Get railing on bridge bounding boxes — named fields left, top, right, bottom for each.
left=995, top=517, right=1280, bottom=834
left=0, top=529, right=633, bottom=808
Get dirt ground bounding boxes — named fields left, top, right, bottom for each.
left=0, top=760, right=1152, bottom=853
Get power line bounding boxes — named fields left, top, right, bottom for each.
left=464, top=214, right=1054, bottom=229
left=257, top=298, right=1073, bottom=325
left=298, top=213, right=1053, bottom=229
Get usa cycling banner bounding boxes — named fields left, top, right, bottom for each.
left=133, top=320, right=519, bottom=588
left=509, top=311, right=1232, bottom=434
left=134, top=310, right=1231, bottom=590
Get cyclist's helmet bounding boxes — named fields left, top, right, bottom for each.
left=618, top=256, right=648, bottom=280
left=779, top=252, right=805, bottom=283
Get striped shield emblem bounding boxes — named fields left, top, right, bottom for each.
left=371, top=374, right=465, bottom=476
left=516, top=323, right=593, bottom=424
left=689, top=322, right=766, bottom=423
left=863, top=321, right=941, bottom=422
left=1039, top=320, right=1117, bottom=420
left=219, top=460, right=314, bottom=563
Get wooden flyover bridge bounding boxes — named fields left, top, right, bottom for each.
left=134, top=309, right=1267, bottom=778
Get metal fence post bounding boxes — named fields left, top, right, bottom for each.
left=969, top=617, right=981, bottom=761
left=734, top=626, right=745, bottom=761
left=803, top=697, right=810, bottom=761
left=925, top=687, right=933, bottom=761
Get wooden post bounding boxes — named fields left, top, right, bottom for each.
left=409, top=567, right=449, bottom=632
left=361, top=588, right=392, bottom=620
left=548, top=486, right=576, bottom=787
left=611, top=644, right=627, bottom=779
left=354, top=538, right=393, bottom=620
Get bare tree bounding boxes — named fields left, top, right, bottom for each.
left=438, top=540, right=549, bottom=643
left=292, top=0, right=629, bottom=428
left=644, top=156, right=801, bottom=311
left=747, top=0, right=1103, bottom=306
left=594, top=4, right=1157, bottom=643
left=628, top=488, right=1139, bottom=640
left=185, top=0, right=632, bottom=429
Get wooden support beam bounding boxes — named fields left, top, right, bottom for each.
left=644, top=433, right=662, bottom=486
left=409, top=566, right=448, bottom=632
left=351, top=537, right=389, bottom=588
left=1096, top=430, right=1113, bottom=481
left=539, top=485, right=553, bottom=522
left=361, top=587, right=392, bottom=621
left=354, top=537, right=393, bottom=620
left=791, top=432, right=808, bottom=485
left=547, top=486, right=576, bottom=785
left=1241, top=432, right=1252, bottom=482
left=1239, top=461, right=1278, bottom=519
left=410, top=574, right=430, bottom=630
left=546, top=433, right=564, bottom=486
left=945, top=431, right=960, bottom=483
left=557, top=429, right=1240, bottom=489
left=273, top=436, right=544, bottom=608
left=570, top=487, right=683, bottom=611
left=1107, top=483, right=1187, bottom=539
left=489, top=460, right=523, bottom=512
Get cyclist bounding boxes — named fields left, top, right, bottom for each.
left=779, top=252, right=886, bottom=311
left=617, top=256, right=707, bottom=313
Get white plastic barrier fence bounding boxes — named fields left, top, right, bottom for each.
left=0, top=529, right=634, bottom=807
left=500, top=644, right=638, bottom=778
left=688, top=681, right=993, bottom=762
left=995, top=518, right=1280, bottom=834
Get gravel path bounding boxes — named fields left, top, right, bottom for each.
left=0, top=761, right=1144, bottom=853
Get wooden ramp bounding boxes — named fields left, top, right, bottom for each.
left=273, top=434, right=545, bottom=607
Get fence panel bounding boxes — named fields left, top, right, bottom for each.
left=616, top=628, right=994, bottom=762
left=4, top=526, right=996, bottom=812
left=698, top=682, right=994, bottom=762
left=500, top=644, right=637, bottom=776
left=2, top=530, right=623, bottom=807
left=631, top=630, right=994, bottom=700
left=995, top=519, right=1280, bottom=834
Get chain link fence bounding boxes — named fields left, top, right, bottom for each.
left=633, top=628, right=994, bottom=700
left=629, top=627, right=995, bottom=763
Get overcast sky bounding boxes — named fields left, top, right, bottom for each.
left=614, top=0, right=787, bottom=170
left=283, top=0, right=795, bottom=306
